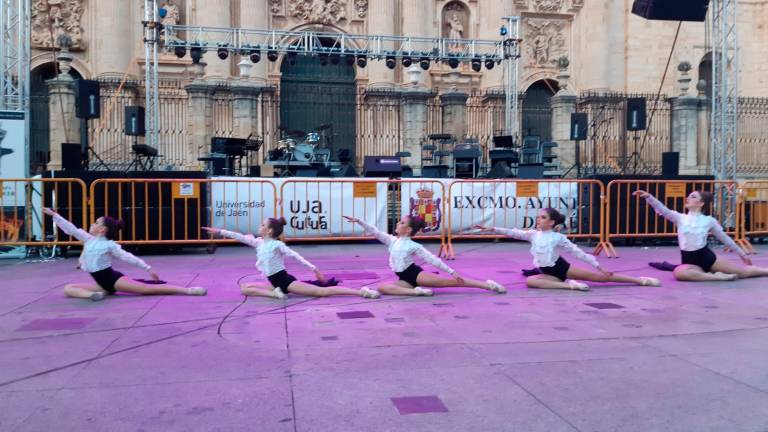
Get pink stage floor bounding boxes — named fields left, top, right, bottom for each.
left=2, top=241, right=768, bottom=431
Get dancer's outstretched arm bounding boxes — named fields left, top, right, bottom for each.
left=413, top=243, right=462, bottom=281
left=709, top=220, right=751, bottom=265
left=558, top=235, right=607, bottom=272
left=279, top=243, right=326, bottom=282
left=343, top=216, right=395, bottom=246
left=633, top=190, right=683, bottom=224
left=203, top=226, right=260, bottom=247
left=108, top=243, right=159, bottom=280
left=473, top=224, right=534, bottom=241
left=43, top=208, right=92, bottom=242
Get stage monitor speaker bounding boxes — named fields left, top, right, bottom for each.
left=125, top=106, right=146, bottom=136
left=626, top=97, right=647, bottom=131
left=662, top=151, right=680, bottom=177
left=74, top=79, right=101, bottom=119
left=517, top=163, right=545, bottom=179
left=421, top=165, right=449, bottom=178
left=363, top=156, right=402, bottom=177
left=570, top=113, right=588, bottom=141
left=61, top=143, right=83, bottom=171
left=248, top=165, right=261, bottom=177
left=492, top=135, right=515, bottom=148
left=631, top=0, right=710, bottom=22
left=330, top=164, right=358, bottom=178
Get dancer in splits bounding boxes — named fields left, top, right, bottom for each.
left=344, top=215, right=506, bottom=296
left=634, top=189, right=768, bottom=281
left=43, top=208, right=207, bottom=301
left=474, top=208, right=660, bottom=291
left=203, top=217, right=380, bottom=299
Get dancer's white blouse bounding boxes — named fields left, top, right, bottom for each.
left=645, top=195, right=747, bottom=257
left=492, top=227, right=600, bottom=269
left=52, top=214, right=151, bottom=272
left=219, top=230, right=317, bottom=277
left=356, top=220, right=456, bottom=274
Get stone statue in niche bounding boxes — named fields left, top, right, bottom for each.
left=31, top=0, right=84, bottom=49
left=442, top=1, right=467, bottom=50
left=288, top=0, right=348, bottom=25
left=448, top=13, right=464, bottom=40
left=161, top=0, right=181, bottom=26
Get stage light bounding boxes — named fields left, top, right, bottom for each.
left=385, top=56, right=396, bottom=69
left=319, top=53, right=329, bottom=66
left=267, top=49, right=278, bottom=62
left=173, top=46, right=186, bottom=58
left=448, top=57, right=459, bottom=69
left=402, top=57, right=412, bottom=67
left=217, top=45, right=229, bottom=60
left=356, top=55, right=367, bottom=68
left=249, top=49, right=261, bottom=63
left=471, top=57, right=481, bottom=72
left=419, top=57, right=430, bottom=70
left=500, top=25, right=508, bottom=36
left=190, top=46, right=203, bottom=64
left=485, top=58, right=495, bottom=70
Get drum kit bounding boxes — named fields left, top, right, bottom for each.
left=271, top=127, right=330, bottom=164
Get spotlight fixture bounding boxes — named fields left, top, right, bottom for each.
left=484, top=58, right=495, bottom=70
left=330, top=54, right=340, bottom=65
left=471, top=57, right=481, bottom=72
left=385, top=55, right=396, bottom=70
left=402, top=57, right=412, bottom=67
left=448, top=56, right=460, bottom=69
left=190, top=45, right=203, bottom=64
left=419, top=57, right=430, bottom=71
left=173, top=46, right=186, bottom=58
left=356, top=54, right=367, bottom=68
left=217, top=45, right=229, bottom=60
left=500, top=25, right=508, bottom=36
left=249, top=48, right=261, bottom=63
left=319, top=53, right=329, bottom=66
left=267, top=49, right=279, bottom=62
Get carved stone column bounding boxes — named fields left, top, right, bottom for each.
left=46, top=46, right=79, bottom=171
left=671, top=96, right=701, bottom=175
left=185, top=79, right=216, bottom=170
left=441, top=91, right=469, bottom=142
left=231, top=81, right=263, bottom=141
left=550, top=90, right=578, bottom=177
left=401, top=87, right=433, bottom=176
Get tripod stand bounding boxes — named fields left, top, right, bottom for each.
left=80, top=118, right=111, bottom=171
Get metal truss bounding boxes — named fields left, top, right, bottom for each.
left=0, top=0, right=30, bottom=112
left=163, top=25, right=513, bottom=63
left=710, top=0, right=738, bottom=182
left=143, top=0, right=161, bottom=151
left=502, top=16, right=521, bottom=138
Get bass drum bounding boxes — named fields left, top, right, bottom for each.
left=291, top=143, right=315, bottom=162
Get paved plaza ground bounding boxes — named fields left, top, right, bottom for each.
left=2, top=241, right=768, bottom=432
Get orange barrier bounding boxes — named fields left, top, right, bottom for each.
left=604, top=180, right=739, bottom=257
left=736, top=181, right=768, bottom=254
left=445, top=179, right=609, bottom=258
left=278, top=178, right=449, bottom=255
left=89, top=178, right=277, bottom=245
left=0, top=178, right=88, bottom=246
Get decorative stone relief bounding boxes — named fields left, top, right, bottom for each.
left=287, top=0, right=348, bottom=25
left=354, top=0, right=367, bottom=18
left=514, top=0, right=583, bottom=13
left=270, top=0, right=282, bottom=14
left=31, top=0, right=85, bottom=50
left=534, top=0, right=564, bottom=13
left=524, top=19, right=568, bottom=68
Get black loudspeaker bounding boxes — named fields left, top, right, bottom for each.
left=631, top=0, right=710, bottom=22
left=626, top=98, right=647, bottom=131
left=125, top=106, right=146, bottom=136
left=74, top=79, right=101, bottom=119
left=330, top=164, right=358, bottom=177
left=363, top=156, right=402, bottom=177
left=421, top=165, right=449, bottom=178
left=517, top=164, right=545, bottom=179
left=570, top=113, right=588, bottom=140
left=61, top=143, right=83, bottom=170
left=248, top=165, right=261, bottom=177
left=492, top=135, right=515, bottom=148
left=662, top=151, right=680, bottom=177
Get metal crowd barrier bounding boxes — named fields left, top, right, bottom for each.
left=89, top=178, right=277, bottom=245
left=736, top=181, right=768, bottom=254
left=278, top=178, right=449, bottom=255
left=604, top=179, right=739, bottom=257
left=0, top=178, right=88, bottom=246
left=445, top=179, right=608, bottom=258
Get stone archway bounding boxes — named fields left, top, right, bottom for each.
left=279, top=39, right=357, bottom=162
left=30, top=63, right=82, bottom=173
left=521, top=79, right=559, bottom=142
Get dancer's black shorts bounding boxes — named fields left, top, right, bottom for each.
left=267, top=270, right=297, bottom=293
left=538, top=257, right=571, bottom=282
left=89, top=267, right=123, bottom=294
left=396, top=263, right=424, bottom=287
left=680, top=246, right=717, bottom=273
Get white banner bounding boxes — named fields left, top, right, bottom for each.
left=210, top=177, right=388, bottom=238
left=400, top=180, right=581, bottom=234
left=0, top=111, right=27, bottom=206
